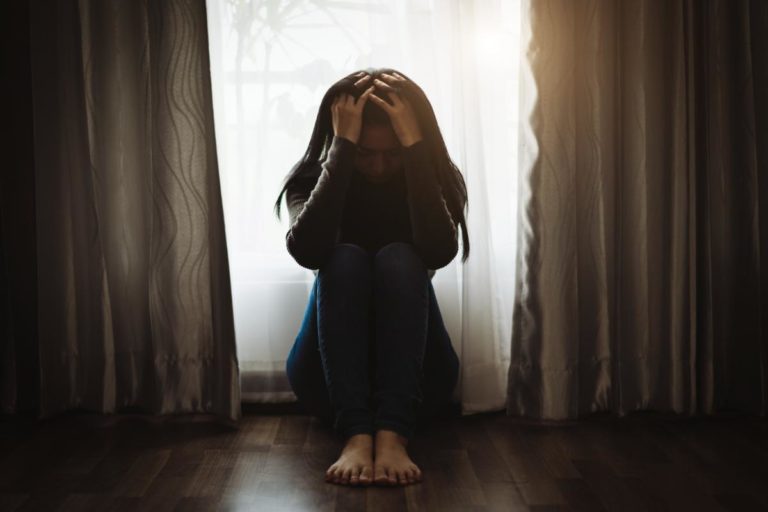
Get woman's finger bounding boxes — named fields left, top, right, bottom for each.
left=355, top=85, right=375, bottom=108
left=354, top=74, right=371, bottom=89
left=380, top=72, right=407, bottom=86
left=368, top=92, right=393, bottom=113
left=373, top=77, right=398, bottom=94
left=386, top=91, right=404, bottom=107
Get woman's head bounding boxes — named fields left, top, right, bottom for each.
left=274, top=67, right=470, bottom=264
left=354, top=120, right=403, bottom=185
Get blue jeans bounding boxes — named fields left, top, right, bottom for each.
left=285, top=242, right=460, bottom=442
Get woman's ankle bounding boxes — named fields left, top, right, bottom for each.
left=375, top=428, right=409, bottom=447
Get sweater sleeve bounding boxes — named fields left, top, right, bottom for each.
left=285, top=135, right=357, bottom=270
left=401, top=140, right=460, bottom=269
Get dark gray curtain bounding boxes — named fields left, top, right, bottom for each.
left=1, top=0, right=240, bottom=421
left=508, top=0, right=768, bottom=418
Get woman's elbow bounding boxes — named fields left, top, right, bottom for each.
left=286, top=234, right=325, bottom=270
left=420, top=239, right=459, bottom=270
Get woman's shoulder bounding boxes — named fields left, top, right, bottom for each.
left=286, top=161, right=322, bottom=196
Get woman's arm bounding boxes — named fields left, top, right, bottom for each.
left=401, top=140, right=459, bottom=269
left=367, top=73, right=459, bottom=270
left=285, top=135, right=357, bottom=269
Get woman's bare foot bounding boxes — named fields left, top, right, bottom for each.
left=325, top=433, right=374, bottom=485
left=373, top=429, right=423, bottom=486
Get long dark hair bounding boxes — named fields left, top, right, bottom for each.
left=273, top=67, right=470, bottom=264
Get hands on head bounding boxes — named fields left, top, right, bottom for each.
left=331, top=71, right=423, bottom=148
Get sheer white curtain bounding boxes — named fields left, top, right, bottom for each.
left=205, top=0, right=532, bottom=415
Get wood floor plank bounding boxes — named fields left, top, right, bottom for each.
left=110, top=449, right=171, bottom=497
left=183, top=449, right=238, bottom=498
left=250, top=479, right=336, bottom=511
left=13, top=490, right=69, bottom=512
left=367, top=486, right=407, bottom=512
left=223, top=449, right=270, bottom=496
left=56, top=493, right=116, bottom=512
left=569, top=459, right=651, bottom=512
left=304, top=417, right=341, bottom=451
left=516, top=426, right=580, bottom=479
left=0, top=411, right=765, bottom=511
left=274, top=415, right=311, bottom=446
left=514, top=481, right=568, bottom=507
left=713, top=492, right=768, bottom=511
left=228, top=415, right=281, bottom=449
left=404, top=479, right=431, bottom=511
left=74, top=448, right=141, bottom=494
left=334, top=484, right=366, bottom=511
left=454, top=418, right=515, bottom=483
left=661, top=422, right=768, bottom=509
left=136, top=442, right=207, bottom=510
left=554, top=478, right=606, bottom=511
left=0, top=493, right=29, bottom=512
left=625, top=461, right=724, bottom=511
left=415, top=448, right=487, bottom=510
left=172, top=496, right=220, bottom=511
left=485, top=424, right=568, bottom=506
left=103, top=496, right=142, bottom=511
left=479, top=482, right=529, bottom=511
left=0, top=433, right=63, bottom=492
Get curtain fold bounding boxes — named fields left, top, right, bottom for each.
left=508, top=0, right=768, bottom=419
left=1, top=0, right=40, bottom=415
left=2, top=0, right=241, bottom=421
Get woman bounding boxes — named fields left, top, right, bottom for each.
left=274, top=68, right=470, bottom=487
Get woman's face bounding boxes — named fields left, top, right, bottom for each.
left=354, top=122, right=403, bottom=184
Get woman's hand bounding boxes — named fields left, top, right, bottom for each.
left=369, top=72, right=423, bottom=147
left=331, top=72, right=375, bottom=144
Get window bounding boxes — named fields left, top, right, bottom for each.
left=206, top=0, right=532, bottom=411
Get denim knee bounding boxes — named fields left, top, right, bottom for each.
left=374, top=242, right=427, bottom=280
left=320, top=243, right=371, bottom=277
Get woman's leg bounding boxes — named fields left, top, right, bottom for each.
left=285, top=241, right=460, bottom=440
left=370, top=242, right=461, bottom=440
left=286, top=245, right=378, bottom=485
left=418, top=278, right=461, bottom=423
left=315, top=243, right=376, bottom=440
left=285, top=277, right=383, bottom=428
left=370, top=242, right=431, bottom=441
left=285, top=276, right=334, bottom=426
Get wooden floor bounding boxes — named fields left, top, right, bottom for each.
left=0, top=408, right=767, bottom=511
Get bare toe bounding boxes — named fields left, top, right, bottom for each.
left=374, top=465, right=387, bottom=485
left=326, top=433, right=374, bottom=486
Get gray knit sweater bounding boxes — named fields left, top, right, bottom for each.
left=285, top=135, right=459, bottom=280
